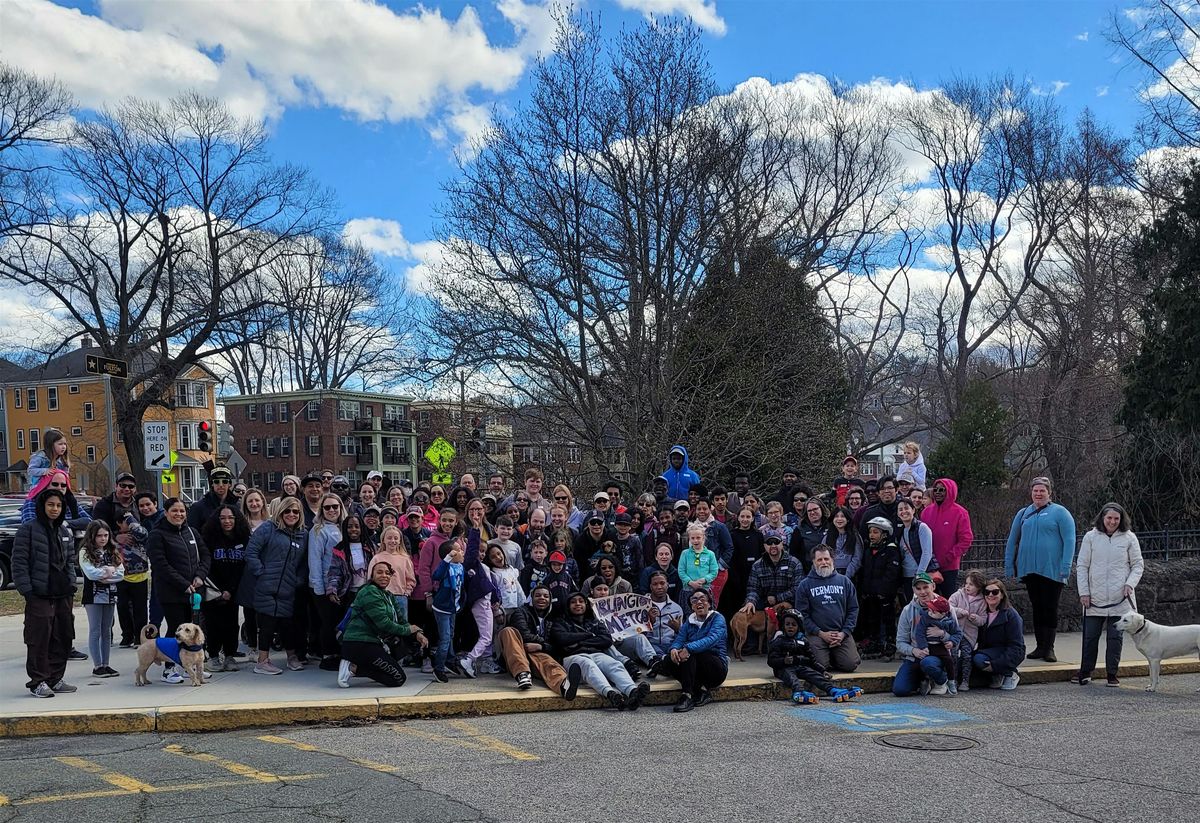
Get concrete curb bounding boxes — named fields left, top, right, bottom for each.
left=2, top=658, right=1197, bottom=738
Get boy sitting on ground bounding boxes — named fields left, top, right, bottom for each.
left=768, top=610, right=862, bottom=705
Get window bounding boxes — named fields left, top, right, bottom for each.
left=47, top=386, right=58, bottom=410
left=279, top=402, right=290, bottom=421
left=248, top=438, right=259, bottom=455
left=30, top=429, right=40, bottom=453
left=339, top=436, right=355, bottom=456
left=418, top=411, right=430, bottom=429
left=266, top=472, right=279, bottom=492
left=280, top=437, right=291, bottom=458
left=83, top=402, right=95, bottom=421
left=13, top=389, right=20, bottom=408
left=250, top=472, right=261, bottom=489
left=860, top=463, right=875, bottom=477
left=247, top=403, right=258, bottom=421
left=26, top=388, right=37, bottom=411
left=306, top=401, right=319, bottom=421
left=86, top=445, right=96, bottom=462
left=265, top=438, right=276, bottom=458
left=521, top=447, right=535, bottom=463
left=177, top=422, right=194, bottom=450
left=338, top=400, right=359, bottom=420
left=116, top=427, right=123, bottom=442
left=307, top=435, right=320, bottom=456
left=175, top=383, right=191, bottom=407
left=68, top=384, right=80, bottom=394
left=544, top=447, right=556, bottom=463
left=191, top=383, right=206, bottom=407
left=567, top=446, right=581, bottom=463
left=263, top=403, right=275, bottom=423
left=71, top=426, right=82, bottom=436
left=16, top=430, right=25, bottom=450
left=384, top=404, right=405, bottom=421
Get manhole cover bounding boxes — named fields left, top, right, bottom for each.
left=876, top=733, right=979, bottom=751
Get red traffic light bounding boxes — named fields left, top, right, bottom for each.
left=198, top=421, right=212, bottom=432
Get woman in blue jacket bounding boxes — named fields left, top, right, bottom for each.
left=973, top=579, right=1025, bottom=690
left=657, top=588, right=728, bottom=713
left=1004, top=477, right=1075, bottom=662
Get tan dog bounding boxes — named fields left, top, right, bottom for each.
left=133, top=623, right=207, bottom=686
left=730, top=610, right=775, bottom=661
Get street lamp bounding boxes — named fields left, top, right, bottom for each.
left=292, top=396, right=320, bottom=476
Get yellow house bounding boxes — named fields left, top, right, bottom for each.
left=2, top=345, right=219, bottom=499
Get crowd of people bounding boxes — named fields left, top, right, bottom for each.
left=12, top=431, right=1146, bottom=707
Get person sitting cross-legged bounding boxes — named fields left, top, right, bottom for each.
left=658, top=588, right=729, bottom=713
left=496, top=584, right=583, bottom=700
left=769, top=609, right=863, bottom=705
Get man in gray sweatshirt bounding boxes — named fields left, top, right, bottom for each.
left=794, top=546, right=861, bottom=673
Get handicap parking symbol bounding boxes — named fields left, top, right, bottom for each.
left=790, top=702, right=971, bottom=731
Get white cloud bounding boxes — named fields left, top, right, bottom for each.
left=1032, top=80, right=1070, bottom=96
left=5, top=0, right=555, bottom=146
left=1075, top=31, right=1089, bottom=42
left=613, top=0, right=727, bottom=35
left=343, top=218, right=413, bottom=258
left=1096, top=85, right=1110, bottom=97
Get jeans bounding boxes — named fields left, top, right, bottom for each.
left=563, top=652, right=637, bottom=697
left=84, top=603, right=115, bottom=667
left=616, top=633, right=658, bottom=665
left=433, top=609, right=456, bottom=672
left=1080, top=614, right=1123, bottom=678
left=775, top=663, right=836, bottom=695
left=393, top=595, right=409, bottom=622
left=973, top=649, right=1017, bottom=677
left=892, top=655, right=949, bottom=696
left=955, top=638, right=975, bottom=685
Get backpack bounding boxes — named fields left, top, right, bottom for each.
left=335, top=606, right=355, bottom=642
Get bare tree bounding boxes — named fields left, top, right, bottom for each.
left=0, top=92, right=333, bottom=487
left=0, top=62, right=73, bottom=234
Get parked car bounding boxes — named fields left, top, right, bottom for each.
left=0, top=504, right=21, bottom=590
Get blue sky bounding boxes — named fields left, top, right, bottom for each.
left=4, top=0, right=1143, bottom=288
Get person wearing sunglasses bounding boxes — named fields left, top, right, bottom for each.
left=971, top=579, right=1024, bottom=690
left=187, top=466, right=237, bottom=529
left=308, top=494, right=347, bottom=671
left=242, top=497, right=309, bottom=675
left=20, top=470, right=92, bottom=530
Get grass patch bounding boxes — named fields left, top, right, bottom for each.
left=0, top=588, right=83, bottom=617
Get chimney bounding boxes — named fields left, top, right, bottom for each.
left=79, top=336, right=92, bottom=350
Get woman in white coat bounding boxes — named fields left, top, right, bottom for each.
left=1073, top=502, right=1143, bottom=687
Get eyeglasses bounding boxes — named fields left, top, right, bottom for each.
left=212, top=479, right=231, bottom=485
left=554, top=495, right=568, bottom=501
left=517, top=497, right=529, bottom=503
left=794, top=496, right=808, bottom=503
left=283, top=509, right=302, bottom=515
left=321, top=475, right=334, bottom=481
left=49, top=482, right=67, bottom=489
left=323, top=504, right=341, bottom=511
left=118, top=483, right=136, bottom=489
left=984, top=589, right=1002, bottom=596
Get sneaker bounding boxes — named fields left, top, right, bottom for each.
left=830, top=688, right=853, bottom=703
left=1001, top=672, right=1020, bottom=690
left=1106, top=675, right=1120, bottom=687
left=515, top=672, right=533, bottom=690
left=50, top=678, right=77, bottom=692
left=694, top=688, right=714, bottom=708
left=432, top=668, right=449, bottom=683
left=30, top=682, right=55, bottom=698
left=792, top=690, right=819, bottom=705
left=118, top=640, right=136, bottom=649
left=162, top=669, right=184, bottom=684
left=625, top=681, right=651, bottom=712
left=226, top=650, right=247, bottom=661
left=673, top=693, right=695, bottom=713
left=458, top=657, right=477, bottom=679
left=337, top=659, right=352, bottom=688
left=929, top=680, right=949, bottom=696
left=989, top=674, right=1004, bottom=689
left=605, top=689, right=625, bottom=710
left=94, top=666, right=119, bottom=678
left=205, top=655, right=224, bottom=674
left=947, top=681, right=958, bottom=695
left=253, top=661, right=282, bottom=676
left=919, top=679, right=932, bottom=696
left=958, top=680, right=970, bottom=692
left=475, top=658, right=499, bottom=675
left=67, top=648, right=88, bottom=661
left=421, top=658, right=434, bottom=674
left=562, top=663, right=582, bottom=701
left=646, top=655, right=664, bottom=678
left=222, top=657, right=240, bottom=672
left=286, top=656, right=305, bottom=671
left=846, top=685, right=864, bottom=698
left=623, top=660, right=641, bottom=680
left=1069, top=672, right=1091, bottom=685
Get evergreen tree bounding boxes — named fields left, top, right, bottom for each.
left=1112, top=168, right=1200, bottom=526
left=929, top=379, right=1009, bottom=492
left=669, top=241, right=848, bottom=487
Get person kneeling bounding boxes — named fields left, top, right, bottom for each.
left=769, top=610, right=862, bottom=705
left=496, top=585, right=583, bottom=700
left=550, top=592, right=651, bottom=711
left=337, top=561, right=428, bottom=688
left=659, top=589, right=728, bottom=713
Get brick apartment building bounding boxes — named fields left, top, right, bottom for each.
left=410, top=400, right=514, bottom=484
left=220, top=389, right=417, bottom=493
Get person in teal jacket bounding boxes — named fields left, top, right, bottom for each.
left=677, top=524, right=719, bottom=604
left=655, top=588, right=728, bottom=713
left=338, top=561, right=427, bottom=688
left=1003, top=477, right=1076, bottom=663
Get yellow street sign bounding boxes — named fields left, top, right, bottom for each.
left=424, top=437, right=456, bottom=469
left=431, top=471, right=453, bottom=485
left=161, top=471, right=175, bottom=484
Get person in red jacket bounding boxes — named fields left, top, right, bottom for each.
left=920, top=478, right=974, bottom=596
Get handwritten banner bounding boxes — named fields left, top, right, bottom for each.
left=591, top=593, right=652, bottom=640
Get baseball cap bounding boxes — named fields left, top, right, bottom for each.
left=548, top=550, right=567, bottom=564
left=367, top=470, right=383, bottom=480
left=913, top=572, right=934, bottom=587
left=115, top=472, right=137, bottom=485
left=593, top=491, right=609, bottom=502
left=926, top=595, right=950, bottom=613
left=673, top=499, right=691, bottom=511
left=363, top=505, right=382, bottom=517
left=764, top=535, right=783, bottom=545
left=300, top=472, right=323, bottom=486
left=209, top=466, right=233, bottom=482
left=615, top=512, right=632, bottom=525
left=406, top=506, right=424, bottom=518
left=587, top=515, right=604, bottom=525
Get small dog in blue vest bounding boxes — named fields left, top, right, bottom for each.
left=134, top=623, right=207, bottom=686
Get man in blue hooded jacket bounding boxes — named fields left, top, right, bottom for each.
left=662, top=446, right=701, bottom=502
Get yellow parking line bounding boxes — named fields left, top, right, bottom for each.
left=54, top=756, right=157, bottom=792
left=161, top=744, right=316, bottom=783
left=391, top=724, right=493, bottom=752
left=0, top=793, right=10, bottom=806
left=13, top=777, right=324, bottom=806
left=446, top=720, right=541, bottom=761
left=256, top=735, right=401, bottom=774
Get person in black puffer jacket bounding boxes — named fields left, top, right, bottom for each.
left=768, top=609, right=860, bottom=704
left=146, top=497, right=211, bottom=683
left=238, top=498, right=308, bottom=675
left=201, top=504, right=250, bottom=671
left=856, top=517, right=903, bottom=660
left=13, top=489, right=78, bottom=697
left=496, top=584, right=582, bottom=699
left=549, top=591, right=648, bottom=710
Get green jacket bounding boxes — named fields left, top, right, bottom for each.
left=342, top=583, right=417, bottom=645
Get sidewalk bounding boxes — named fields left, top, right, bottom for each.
left=2, top=607, right=1196, bottom=738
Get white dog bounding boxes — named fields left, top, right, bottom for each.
left=1114, top=612, right=1200, bottom=692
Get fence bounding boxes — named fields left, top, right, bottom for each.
left=961, top=528, right=1200, bottom=573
